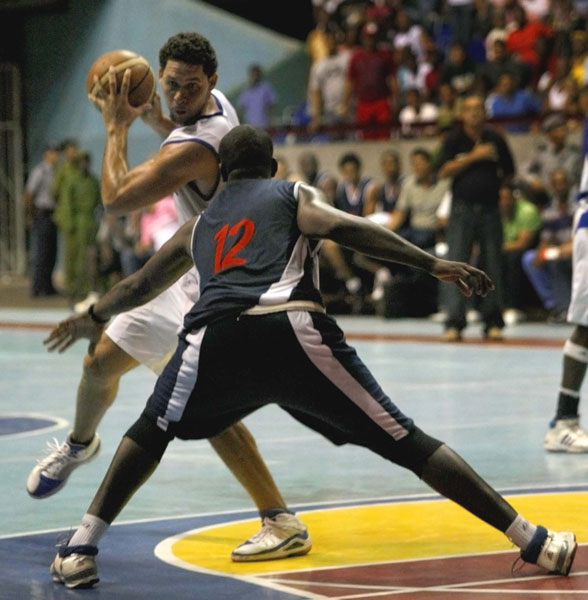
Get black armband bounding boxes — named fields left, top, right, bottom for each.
left=88, top=303, right=109, bottom=325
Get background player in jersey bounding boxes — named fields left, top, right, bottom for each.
left=26, top=32, right=310, bottom=561
left=544, top=116, right=588, bottom=453
left=47, top=125, right=576, bottom=589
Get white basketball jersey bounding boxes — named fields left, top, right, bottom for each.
left=161, top=89, right=239, bottom=223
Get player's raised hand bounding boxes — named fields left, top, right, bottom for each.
left=431, top=258, right=494, bottom=297
left=88, top=66, right=144, bottom=127
left=44, top=314, right=105, bottom=355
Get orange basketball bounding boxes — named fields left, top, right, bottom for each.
left=86, top=49, right=156, bottom=107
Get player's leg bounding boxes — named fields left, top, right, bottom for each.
left=419, top=442, right=576, bottom=575
left=284, top=310, right=576, bottom=576
left=545, top=325, right=588, bottom=452
left=27, top=333, right=138, bottom=499
left=51, top=414, right=172, bottom=589
left=209, top=422, right=311, bottom=562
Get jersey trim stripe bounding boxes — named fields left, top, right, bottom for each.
left=287, top=311, right=410, bottom=441
left=160, top=327, right=207, bottom=429
left=257, top=235, right=307, bottom=305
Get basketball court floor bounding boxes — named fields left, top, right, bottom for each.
left=1, top=307, right=587, bottom=599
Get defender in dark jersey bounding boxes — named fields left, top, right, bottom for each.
left=46, top=125, right=577, bottom=588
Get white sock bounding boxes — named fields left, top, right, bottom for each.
left=505, top=514, right=537, bottom=550
left=69, top=513, right=109, bottom=547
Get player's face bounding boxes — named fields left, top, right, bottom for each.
left=159, top=60, right=217, bottom=125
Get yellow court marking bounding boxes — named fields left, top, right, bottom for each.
left=168, top=492, right=588, bottom=575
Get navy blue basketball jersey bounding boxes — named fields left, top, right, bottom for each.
left=183, top=178, right=323, bottom=331
left=334, top=177, right=372, bottom=216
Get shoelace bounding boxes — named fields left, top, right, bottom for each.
left=36, top=438, right=76, bottom=475
left=511, top=555, right=527, bottom=575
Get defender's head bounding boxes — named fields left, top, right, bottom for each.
left=219, top=125, right=277, bottom=181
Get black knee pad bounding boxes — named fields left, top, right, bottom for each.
left=125, top=412, right=173, bottom=462
left=393, top=427, right=443, bottom=477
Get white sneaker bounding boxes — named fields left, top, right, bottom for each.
left=503, top=308, right=526, bottom=326
left=74, top=291, right=101, bottom=314
left=231, top=513, right=312, bottom=562
left=466, top=309, right=482, bottom=324
left=51, top=547, right=99, bottom=589
left=544, top=418, right=588, bottom=453
left=520, top=527, right=577, bottom=575
left=27, top=434, right=101, bottom=498
left=371, top=268, right=392, bottom=302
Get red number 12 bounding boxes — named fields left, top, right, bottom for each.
left=214, top=218, right=255, bottom=273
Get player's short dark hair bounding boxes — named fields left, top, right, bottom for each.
left=338, top=152, right=361, bottom=169
left=219, top=125, right=274, bottom=179
left=159, top=32, right=218, bottom=76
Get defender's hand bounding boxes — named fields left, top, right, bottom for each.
left=431, top=259, right=494, bottom=297
left=44, top=314, right=105, bottom=355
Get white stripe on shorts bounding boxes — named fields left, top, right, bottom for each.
left=162, top=327, right=207, bottom=425
left=287, top=311, right=409, bottom=441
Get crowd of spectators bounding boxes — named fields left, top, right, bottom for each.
left=301, top=0, right=588, bottom=139
left=24, top=138, right=180, bottom=311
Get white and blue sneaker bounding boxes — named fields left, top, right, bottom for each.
left=231, top=513, right=312, bottom=562
left=51, top=543, right=99, bottom=589
left=520, top=526, right=577, bottom=575
left=27, top=434, right=101, bottom=498
left=544, top=418, right=588, bottom=453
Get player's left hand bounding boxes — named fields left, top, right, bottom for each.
left=88, top=66, right=144, bottom=127
left=43, top=314, right=105, bottom=355
left=431, top=259, right=494, bottom=297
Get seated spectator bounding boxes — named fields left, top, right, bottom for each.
left=522, top=112, right=582, bottom=205
left=396, top=47, right=431, bottom=101
left=570, top=30, right=588, bottom=88
left=440, top=42, right=477, bottom=96
left=477, top=38, right=529, bottom=94
left=499, top=182, right=542, bottom=324
left=328, top=152, right=377, bottom=311
left=274, top=155, right=301, bottom=182
left=436, top=83, right=462, bottom=130
left=307, top=26, right=351, bottom=139
left=537, top=56, right=577, bottom=113
left=484, top=8, right=508, bottom=62
left=393, top=9, right=427, bottom=62
left=388, top=148, right=449, bottom=250
left=297, top=151, right=337, bottom=204
left=237, top=64, right=278, bottom=129
left=486, top=71, right=541, bottom=132
left=398, top=88, right=439, bottom=137
left=364, top=149, right=404, bottom=226
left=522, top=168, right=575, bottom=322
left=334, top=152, right=376, bottom=216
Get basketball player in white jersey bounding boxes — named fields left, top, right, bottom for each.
left=27, top=32, right=310, bottom=561
left=544, top=116, right=588, bottom=453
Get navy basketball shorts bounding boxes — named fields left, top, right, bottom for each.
left=143, top=310, right=441, bottom=475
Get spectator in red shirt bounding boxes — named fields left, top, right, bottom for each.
left=343, top=22, right=396, bottom=139
left=506, top=4, right=553, bottom=82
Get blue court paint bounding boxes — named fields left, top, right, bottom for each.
left=0, top=415, right=63, bottom=437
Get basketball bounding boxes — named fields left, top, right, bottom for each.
left=86, top=49, right=156, bottom=107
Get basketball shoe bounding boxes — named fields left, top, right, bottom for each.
left=27, top=434, right=101, bottom=498
left=51, top=544, right=99, bottom=589
left=231, top=513, right=312, bottom=562
left=519, top=527, right=577, bottom=575
left=544, top=418, right=588, bottom=453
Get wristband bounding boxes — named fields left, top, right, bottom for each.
left=88, top=304, right=109, bottom=324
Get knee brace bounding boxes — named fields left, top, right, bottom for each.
left=125, top=412, right=173, bottom=462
